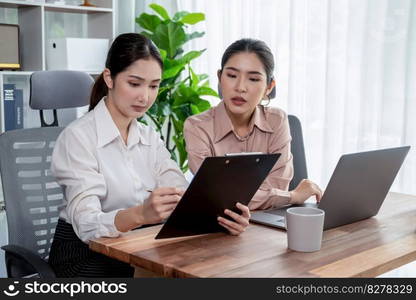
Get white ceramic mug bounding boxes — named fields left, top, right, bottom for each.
left=286, top=207, right=325, bottom=252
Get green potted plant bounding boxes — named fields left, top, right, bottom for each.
left=136, top=3, right=218, bottom=172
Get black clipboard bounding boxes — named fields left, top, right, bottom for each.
left=155, top=153, right=280, bottom=239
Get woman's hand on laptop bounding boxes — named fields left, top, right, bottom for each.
left=289, top=179, right=323, bottom=205
left=217, top=202, right=250, bottom=235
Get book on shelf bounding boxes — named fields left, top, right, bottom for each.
left=15, top=89, right=23, bottom=129
left=3, top=83, right=24, bottom=131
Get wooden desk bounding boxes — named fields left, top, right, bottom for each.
left=90, top=192, right=416, bottom=277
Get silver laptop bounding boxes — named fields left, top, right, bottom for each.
left=250, top=146, right=410, bottom=230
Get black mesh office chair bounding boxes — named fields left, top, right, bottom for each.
left=288, top=115, right=308, bottom=191
left=0, top=70, right=93, bottom=278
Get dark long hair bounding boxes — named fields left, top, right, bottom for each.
left=89, top=33, right=163, bottom=111
left=220, top=38, right=276, bottom=98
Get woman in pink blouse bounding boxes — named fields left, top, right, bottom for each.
left=184, top=38, right=322, bottom=210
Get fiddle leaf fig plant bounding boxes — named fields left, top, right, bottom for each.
left=136, top=3, right=218, bottom=172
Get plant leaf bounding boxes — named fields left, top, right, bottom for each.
left=197, top=86, right=219, bottom=97
left=172, top=104, right=189, bottom=121
left=173, top=11, right=189, bottom=21
left=184, top=31, right=205, bottom=43
left=201, top=79, right=210, bottom=87
left=171, top=116, right=181, bottom=133
left=180, top=13, right=205, bottom=25
left=163, top=64, right=185, bottom=80
left=139, top=31, right=153, bottom=39
left=173, top=84, right=199, bottom=105
left=198, top=74, right=209, bottom=81
left=138, top=118, right=148, bottom=126
left=195, top=99, right=211, bottom=111
left=175, top=48, right=184, bottom=57
left=177, top=50, right=204, bottom=65
left=157, top=84, right=175, bottom=95
left=159, top=48, right=167, bottom=61
left=136, top=4, right=212, bottom=171
left=169, top=148, right=178, bottom=162
left=153, top=23, right=186, bottom=58
left=135, top=13, right=161, bottom=32
left=162, top=57, right=187, bottom=79
left=189, top=67, right=199, bottom=88
left=190, top=104, right=200, bottom=115
left=157, top=100, right=171, bottom=116
left=149, top=3, right=170, bottom=20
left=147, top=102, right=158, bottom=115
left=172, top=135, right=187, bottom=170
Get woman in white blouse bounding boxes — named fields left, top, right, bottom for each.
left=48, top=33, right=250, bottom=277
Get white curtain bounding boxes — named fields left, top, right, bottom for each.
left=132, top=0, right=416, bottom=195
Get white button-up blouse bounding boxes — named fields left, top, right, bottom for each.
left=51, top=98, right=188, bottom=243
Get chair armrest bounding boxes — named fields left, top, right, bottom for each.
left=1, top=244, right=56, bottom=278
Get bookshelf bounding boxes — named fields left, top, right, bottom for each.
left=0, top=0, right=115, bottom=132
left=0, top=0, right=116, bottom=207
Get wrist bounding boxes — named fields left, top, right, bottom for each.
left=134, top=205, right=145, bottom=227
left=288, top=191, right=295, bottom=205
left=270, top=189, right=292, bottom=207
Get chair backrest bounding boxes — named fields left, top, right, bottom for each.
left=30, top=70, right=94, bottom=127
left=0, top=127, right=65, bottom=260
left=288, top=115, right=308, bottom=190
left=0, top=70, right=93, bottom=263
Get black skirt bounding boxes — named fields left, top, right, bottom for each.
left=48, top=219, right=134, bottom=278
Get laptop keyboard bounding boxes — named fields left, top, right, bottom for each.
left=251, top=203, right=318, bottom=228
left=265, top=209, right=286, bottom=217
left=265, top=202, right=318, bottom=217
